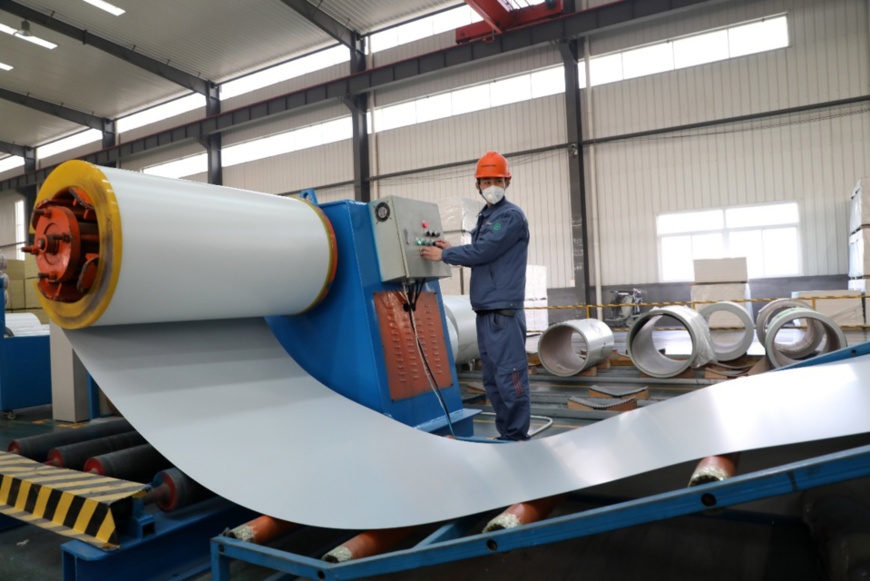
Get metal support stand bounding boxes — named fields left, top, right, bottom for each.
left=62, top=498, right=254, bottom=581
left=210, top=443, right=870, bottom=580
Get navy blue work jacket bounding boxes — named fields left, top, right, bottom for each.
left=441, top=197, right=529, bottom=312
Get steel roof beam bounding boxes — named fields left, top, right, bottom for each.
left=0, top=0, right=211, bottom=95
left=0, top=139, right=27, bottom=157
left=0, top=87, right=109, bottom=131
left=0, top=0, right=720, bottom=192
left=279, top=0, right=363, bottom=57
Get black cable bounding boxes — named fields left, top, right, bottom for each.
left=402, top=283, right=456, bottom=438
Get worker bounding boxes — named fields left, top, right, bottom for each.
left=421, top=151, right=531, bottom=441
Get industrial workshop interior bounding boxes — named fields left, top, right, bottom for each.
left=0, top=0, right=869, bottom=579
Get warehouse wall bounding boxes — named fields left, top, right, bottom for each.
left=587, top=0, right=870, bottom=284
left=1, top=0, right=866, bottom=298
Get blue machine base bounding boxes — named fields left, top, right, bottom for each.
left=62, top=498, right=255, bottom=581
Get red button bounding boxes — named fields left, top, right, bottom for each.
left=422, top=221, right=428, bottom=228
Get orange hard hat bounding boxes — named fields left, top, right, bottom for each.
left=475, top=151, right=511, bottom=179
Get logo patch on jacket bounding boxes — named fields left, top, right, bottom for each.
left=492, top=222, right=502, bottom=231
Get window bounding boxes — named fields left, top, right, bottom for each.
left=37, top=129, right=102, bottom=160
left=0, top=155, right=24, bottom=174
left=144, top=116, right=353, bottom=179
left=657, top=202, right=800, bottom=281
left=14, top=199, right=24, bottom=260
left=581, top=14, right=788, bottom=87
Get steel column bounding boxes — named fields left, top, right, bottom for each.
left=559, top=38, right=589, bottom=304
left=0, top=0, right=722, bottom=193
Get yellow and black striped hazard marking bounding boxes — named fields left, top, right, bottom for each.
left=0, top=451, right=147, bottom=548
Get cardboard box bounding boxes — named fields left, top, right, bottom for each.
left=6, top=279, right=24, bottom=310
left=848, top=277, right=868, bottom=294
left=693, top=258, right=748, bottom=284
left=439, top=197, right=483, bottom=234
left=525, top=265, right=547, bottom=301
left=24, top=253, right=38, bottom=279
left=4, top=259, right=24, bottom=280
left=691, top=283, right=752, bottom=328
left=849, top=178, right=870, bottom=234
left=849, top=227, right=870, bottom=278
left=791, top=289, right=865, bottom=326
left=24, top=280, right=41, bottom=309
left=524, top=298, right=549, bottom=333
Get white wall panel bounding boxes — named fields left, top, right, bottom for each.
left=594, top=104, right=870, bottom=285
left=374, top=95, right=566, bottom=174
left=373, top=45, right=560, bottom=107
left=594, top=0, right=868, bottom=136
left=221, top=140, right=354, bottom=195
left=0, top=191, right=22, bottom=255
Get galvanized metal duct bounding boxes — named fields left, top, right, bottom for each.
left=627, top=306, right=716, bottom=378
left=765, top=308, right=847, bottom=368
left=441, top=295, right=479, bottom=364
left=537, top=319, right=614, bottom=376
left=756, top=299, right=822, bottom=359
left=698, top=301, right=754, bottom=362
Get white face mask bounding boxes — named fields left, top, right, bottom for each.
left=481, top=185, right=505, bottom=205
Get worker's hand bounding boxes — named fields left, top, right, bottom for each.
left=433, top=239, right=452, bottom=249
left=420, top=246, right=443, bottom=262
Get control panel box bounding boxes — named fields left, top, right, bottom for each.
left=370, top=196, right=452, bottom=283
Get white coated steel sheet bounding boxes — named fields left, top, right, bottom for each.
left=67, top=318, right=870, bottom=530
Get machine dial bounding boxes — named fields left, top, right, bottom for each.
left=374, top=202, right=391, bottom=222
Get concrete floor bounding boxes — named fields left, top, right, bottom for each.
left=1, top=329, right=868, bottom=580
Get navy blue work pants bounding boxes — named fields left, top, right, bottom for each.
left=476, top=310, right=530, bottom=441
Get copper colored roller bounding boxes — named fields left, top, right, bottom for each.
left=322, top=527, right=418, bottom=563
left=483, top=493, right=568, bottom=532
left=688, top=453, right=741, bottom=487
left=225, top=515, right=298, bottom=544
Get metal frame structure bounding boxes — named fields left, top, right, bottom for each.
left=210, top=442, right=870, bottom=580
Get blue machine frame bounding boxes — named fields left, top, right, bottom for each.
left=267, top=199, right=477, bottom=435
left=0, top=299, right=51, bottom=413
left=209, top=442, right=870, bottom=580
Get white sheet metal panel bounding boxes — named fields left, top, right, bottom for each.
left=373, top=106, right=574, bottom=288
left=222, top=140, right=354, bottom=196
left=590, top=0, right=869, bottom=138
left=373, top=45, right=561, bottom=107
left=65, top=316, right=870, bottom=529
left=589, top=0, right=870, bottom=285
left=594, top=106, right=870, bottom=285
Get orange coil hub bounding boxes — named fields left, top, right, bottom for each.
left=25, top=186, right=100, bottom=303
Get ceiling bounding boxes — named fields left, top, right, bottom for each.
left=0, top=0, right=461, bottom=155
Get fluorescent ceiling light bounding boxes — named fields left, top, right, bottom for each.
left=0, top=62, right=13, bottom=71
left=10, top=21, right=57, bottom=49
left=82, top=0, right=125, bottom=16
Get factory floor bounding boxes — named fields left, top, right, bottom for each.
left=0, top=329, right=868, bottom=580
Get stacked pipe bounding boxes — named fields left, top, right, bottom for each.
left=536, top=319, right=613, bottom=376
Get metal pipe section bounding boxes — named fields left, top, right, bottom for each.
left=627, top=306, right=716, bottom=378
left=441, top=295, right=479, bottom=364
left=7, top=417, right=132, bottom=461
left=698, top=301, right=754, bottom=362
left=45, top=431, right=145, bottom=469
left=688, top=453, right=741, bottom=487
left=537, top=319, right=614, bottom=376
left=765, top=308, right=847, bottom=368
left=322, top=527, right=418, bottom=563
left=755, top=299, right=822, bottom=359
left=224, top=515, right=299, bottom=544
left=482, top=493, right=568, bottom=532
